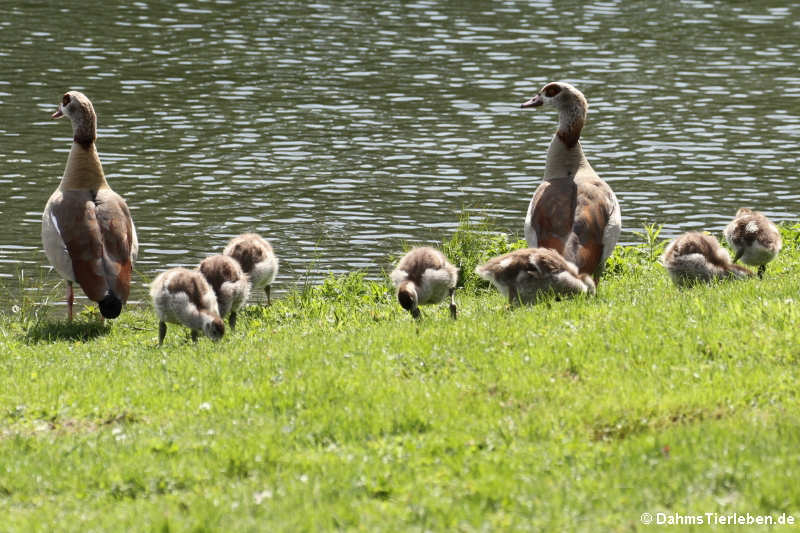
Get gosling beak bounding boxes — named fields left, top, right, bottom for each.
left=51, top=105, right=64, bottom=119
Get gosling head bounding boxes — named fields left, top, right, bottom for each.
left=578, top=273, right=597, bottom=295
left=397, top=281, right=420, bottom=319
left=204, top=315, right=225, bottom=341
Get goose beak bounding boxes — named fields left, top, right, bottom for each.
left=51, top=105, right=64, bottom=119
left=521, top=94, right=543, bottom=108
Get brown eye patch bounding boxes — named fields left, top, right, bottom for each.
left=62, top=94, right=71, bottom=106
left=543, top=83, right=562, bottom=98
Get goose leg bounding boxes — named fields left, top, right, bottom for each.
left=448, top=287, right=457, bottom=319
left=158, top=321, right=167, bottom=346
left=191, top=330, right=199, bottom=343
left=66, top=281, right=74, bottom=322
left=230, top=311, right=237, bottom=332
left=758, top=265, right=766, bottom=279
left=265, top=285, right=271, bottom=306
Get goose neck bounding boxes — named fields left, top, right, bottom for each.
left=59, top=142, right=108, bottom=190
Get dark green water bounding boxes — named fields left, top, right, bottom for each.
left=1, top=1, right=798, bottom=308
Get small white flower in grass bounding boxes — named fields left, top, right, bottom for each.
left=112, top=427, right=126, bottom=441
left=11, top=305, right=20, bottom=314
left=253, top=489, right=273, bottom=504
left=198, top=402, right=212, bottom=412
left=299, top=474, right=309, bottom=484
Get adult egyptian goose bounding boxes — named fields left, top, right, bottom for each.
left=476, top=247, right=595, bottom=305
left=660, top=232, right=753, bottom=286
left=198, top=254, right=250, bottom=331
left=41, top=91, right=138, bottom=320
left=390, top=247, right=458, bottom=319
left=223, top=233, right=278, bottom=305
left=521, top=82, right=621, bottom=282
left=723, top=208, right=782, bottom=278
left=150, top=267, right=225, bottom=345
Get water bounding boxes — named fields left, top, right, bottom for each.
left=1, top=1, right=798, bottom=309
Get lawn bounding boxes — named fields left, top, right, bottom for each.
left=1, top=223, right=799, bottom=532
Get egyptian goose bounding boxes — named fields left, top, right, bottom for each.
left=476, top=247, right=595, bottom=305
left=660, top=232, right=753, bottom=286
left=223, top=233, right=278, bottom=305
left=197, top=254, right=250, bottom=331
left=41, top=91, right=138, bottom=320
left=723, top=208, right=782, bottom=278
left=390, top=247, right=458, bottom=319
left=150, top=267, right=225, bottom=345
left=521, top=82, right=621, bottom=282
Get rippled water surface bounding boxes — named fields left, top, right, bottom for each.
left=1, top=1, right=798, bottom=307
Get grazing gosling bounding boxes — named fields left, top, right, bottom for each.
left=723, top=208, right=782, bottom=278
left=223, top=233, right=279, bottom=305
left=198, top=254, right=250, bottom=332
left=660, top=232, right=753, bottom=286
left=476, top=247, right=595, bottom=305
left=390, top=247, right=458, bottom=319
left=150, top=267, right=225, bottom=345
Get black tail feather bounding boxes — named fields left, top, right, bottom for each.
left=99, top=291, right=122, bottom=319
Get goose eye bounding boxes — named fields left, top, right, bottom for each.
left=543, top=84, right=562, bottom=98
left=62, top=94, right=71, bottom=106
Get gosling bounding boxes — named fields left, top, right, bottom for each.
left=390, top=247, right=458, bottom=319
left=660, top=232, right=753, bottom=286
left=223, top=233, right=279, bottom=305
left=198, top=254, right=250, bottom=332
left=476, top=247, right=595, bottom=305
left=723, top=208, right=782, bottom=278
left=150, top=267, right=225, bottom=345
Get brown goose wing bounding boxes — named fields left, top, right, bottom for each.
left=50, top=190, right=107, bottom=302
left=529, top=178, right=577, bottom=254
left=95, top=189, right=136, bottom=303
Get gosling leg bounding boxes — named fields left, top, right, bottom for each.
left=158, top=321, right=167, bottom=346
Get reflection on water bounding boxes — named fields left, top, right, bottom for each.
left=0, top=1, right=798, bottom=309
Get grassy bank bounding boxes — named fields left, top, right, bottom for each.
left=1, top=222, right=800, bottom=532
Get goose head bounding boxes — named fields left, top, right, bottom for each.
left=52, top=91, right=97, bottom=148
left=521, top=81, right=588, bottom=148
left=521, top=81, right=587, bottom=112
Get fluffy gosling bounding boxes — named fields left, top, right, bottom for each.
left=660, top=232, right=753, bottom=286
left=390, top=247, right=458, bottom=319
left=150, top=267, right=225, bottom=345
left=723, top=208, right=782, bottom=278
left=223, top=233, right=279, bottom=304
left=198, top=254, right=250, bottom=332
left=476, top=247, right=595, bottom=305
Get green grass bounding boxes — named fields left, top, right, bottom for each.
left=1, top=221, right=800, bottom=532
